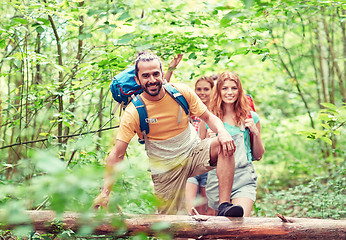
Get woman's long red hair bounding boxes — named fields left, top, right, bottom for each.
left=209, top=71, right=250, bottom=126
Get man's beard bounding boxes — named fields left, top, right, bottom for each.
left=142, top=81, right=163, bottom=96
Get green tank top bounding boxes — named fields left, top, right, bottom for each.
left=207, top=111, right=260, bottom=162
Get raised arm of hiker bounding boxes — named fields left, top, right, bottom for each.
left=164, top=54, right=183, bottom=83
left=93, top=140, right=128, bottom=209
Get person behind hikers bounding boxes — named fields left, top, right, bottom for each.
left=185, top=76, right=215, bottom=216
left=94, top=51, right=244, bottom=216
left=200, top=71, right=265, bottom=217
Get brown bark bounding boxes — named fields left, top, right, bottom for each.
left=315, top=23, right=328, bottom=103
left=0, top=125, right=119, bottom=150
left=64, top=1, right=84, bottom=142
left=341, top=9, right=346, bottom=103
left=322, top=17, right=345, bottom=102
left=0, top=76, right=1, bottom=139
left=6, top=61, right=23, bottom=178
left=32, top=31, right=42, bottom=144
left=35, top=32, right=42, bottom=85
left=269, top=30, right=315, bottom=129
left=97, top=87, right=104, bottom=151
left=309, top=20, right=322, bottom=107
left=45, top=0, right=63, bottom=146
left=2, top=211, right=345, bottom=239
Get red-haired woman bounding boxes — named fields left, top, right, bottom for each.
left=200, top=71, right=265, bottom=217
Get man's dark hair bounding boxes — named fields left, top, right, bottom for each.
left=135, top=51, right=163, bottom=79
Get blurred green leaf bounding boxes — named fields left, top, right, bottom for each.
left=241, top=0, right=254, bottom=9
left=33, top=151, right=66, bottom=174
left=151, top=221, right=171, bottom=231
left=78, top=33, right=93, bottom=40
left=118, top=11, right=130, bottom=21
left=13, top=17, right=29, bottom=25
left=320, top=102, right=337, bottom=110
left=220, top=11, right=244, bottom=27
left=117, top=33, right=135, bottom=44
left=320, top=137, right=332, bottom=145
left=36, top=18, right=50, bottom=26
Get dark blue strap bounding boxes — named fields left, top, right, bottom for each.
left=131, top=95, right=149, bottom=135
left=163, top=84, right=189, bottom=115
left=131, top=84, right=189, bottom=143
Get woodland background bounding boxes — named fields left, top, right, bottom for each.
left=0, top=0, right=345, bottom=239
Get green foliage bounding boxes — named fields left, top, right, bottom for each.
left=298, top=103, right=345, bottom=146
left=0, top=0, right=345, bottom=238
left=255, top=159, right=345, bottom=219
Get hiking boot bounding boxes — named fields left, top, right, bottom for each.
left=217, top=202, right=244, bottom=217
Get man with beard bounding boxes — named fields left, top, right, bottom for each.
left=94, top=51, right=244, bottom=217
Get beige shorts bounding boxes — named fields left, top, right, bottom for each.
left=151, top=138, right=214, bottom=215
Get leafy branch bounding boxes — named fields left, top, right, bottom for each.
left=0, top=125, right=119, bottom=150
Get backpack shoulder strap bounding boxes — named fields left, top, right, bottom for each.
left=245, top=94, right=258, bottom=160
left=246, top=94, right=255, bottom=112
left=131, top=95, right=149, bottom=136
left=163, top=83, right=189, bottom=115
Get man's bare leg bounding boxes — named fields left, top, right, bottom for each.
left=209, top=138, right=244, bottom=217
left=217, top=152, right=235, bottom=204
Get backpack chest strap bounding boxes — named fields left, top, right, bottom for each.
left=131, top=95, right=149, bottom=135
left=131, top=84, right=190, bottom=146
left=163, top=84, right=189, bottom=115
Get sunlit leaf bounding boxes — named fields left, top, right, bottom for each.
left=321, top=102, right=337, bottom=110
left=118, top=11, right=130, bottom=21
left=36, top=26, right=45, bottom=34
left=117, top=33, right=135, bottom=44
left=0, top=39, right=6, bottom=49
left=188, top=52, right=197, bottom=59
left=36, top=18, right=50, bottom=26
left=241, top=0, right=254, bottom=9
left=233, top=47, right=250, bottom=56
left=13, top=18, right=29, bottom=25
left=78, top=33, right=93, bottom=40
left=320, top=137, right=332, bottom=146
left=220, top=11, right=244, bottom=27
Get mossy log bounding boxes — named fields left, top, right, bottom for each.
left=2, top=210, right=346, bottom=239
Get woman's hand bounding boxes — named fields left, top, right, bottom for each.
left=244, top=118, right=259, bottom=136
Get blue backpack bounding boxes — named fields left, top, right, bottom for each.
left=110, top=66, right=189, bottom=144
left=110, top=65, right=143, bottom=113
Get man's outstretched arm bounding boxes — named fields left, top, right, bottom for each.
left=93, top=140, right=128, bottom=209
left=199, top=110, right=235, bottom=156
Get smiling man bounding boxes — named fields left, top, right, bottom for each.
left=94, top=51, right=244, bottom=217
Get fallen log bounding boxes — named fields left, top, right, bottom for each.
left=1, top=210, right=345, bottom=239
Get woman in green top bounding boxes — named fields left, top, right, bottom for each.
left=199, top=71, right=265, bottom=217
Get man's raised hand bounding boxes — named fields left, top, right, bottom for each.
left=217, top=129, right=236, bottom=156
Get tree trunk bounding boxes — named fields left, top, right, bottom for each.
left=269, top=29, right=315, bottom=129
left=2, top=211, right=345, bottom=239
left=64, top=1, right=84, bottom=144
left=45, top=1, right=64, bottom=147
left=309, top=19, right=322, bottom=107
left=341, top=9, right=346, bottom=103
left=316, top=22, right=329, bottom=104
left=97, top=87, right=104, bottom=151
left=322, top=14, right=345, bottom=102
